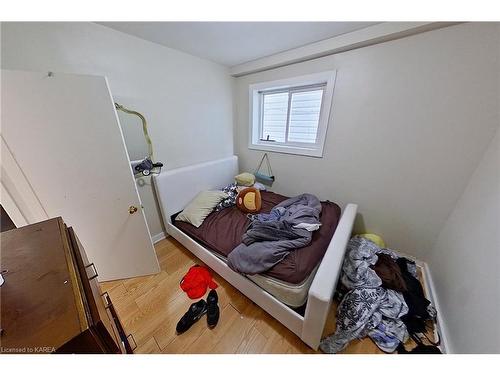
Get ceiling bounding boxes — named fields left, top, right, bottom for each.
left=97, top=22, right=379, bottom=67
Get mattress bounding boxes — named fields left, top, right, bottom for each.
left=206, top=249, right=319, bottom=307
left=174, top=191, right=341, bottom=283
left=173, top=191, right=341, bottom=306
left=247, top=264, right=319, bottom=307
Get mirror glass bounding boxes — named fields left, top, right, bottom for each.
left=117, top=110, right=150, bottom=162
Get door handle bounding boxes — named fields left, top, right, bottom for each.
left=126, top=333, right=138, bottom=351
left=85, top=263, right=98, bottom=280
left=128, top=205, right=138, bottom=214
left=101, top=291, right=112, bottom=309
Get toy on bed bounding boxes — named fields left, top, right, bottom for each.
left=236, top=187, right=262, bottom=213
left=235, top=172, right=255, bottom=186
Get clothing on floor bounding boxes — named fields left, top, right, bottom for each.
left=180, top=265, right=218, bottom=299
left=368, top=319, right=409, bottom=353
left=396, top=257, right=436, bottom=335
left=373, top=253, right=408, bottom=292
left=227, top=194, right=322, bottom=275
left=320, top=237, right=412, bottom=354
left=397, top=341, right=442, bottom=354
left=340, top=237, right=413, bottom=290
left=319, top=287, right=408, bottom=353
left=340, top=236, right=383, bottom=289
left=397, top=258, right=430, bottom=318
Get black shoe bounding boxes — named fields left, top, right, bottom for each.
left=176, top=300, right=207, bottom=334
left=206, top=289, right=219, bottom=329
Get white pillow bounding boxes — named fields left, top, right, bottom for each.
left=175, top=190, right=229, bottom=227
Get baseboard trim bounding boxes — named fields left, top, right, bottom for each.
left=151, top=231, right=166, bottom=244
left=422, top=263, right=452, bottom=353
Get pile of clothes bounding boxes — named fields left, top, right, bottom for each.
left=227, top=193, right=322, bottom=275
left=320, top=236, right=439, bottom=354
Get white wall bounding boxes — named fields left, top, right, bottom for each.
left=234, top=22, right=500, bottom=260
left=428, top=127, right=500, bottom=353
left=1, top=22, right=234, bottom=238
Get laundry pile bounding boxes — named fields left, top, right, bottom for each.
left=320, top=236, right=438, bottom=354
left=227, top=193, right=322, bottom=275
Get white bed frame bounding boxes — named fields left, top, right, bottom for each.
left=153, top=156, right=357, bottom=350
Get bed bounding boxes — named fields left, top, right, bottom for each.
left=173, top=190, right=341, bottom=307
left=153, top=156, right=357, bottom=350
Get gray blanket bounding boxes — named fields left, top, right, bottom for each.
left=227, top=193, right=321, bottom=275
left=242, top=220, right=302, bottom=246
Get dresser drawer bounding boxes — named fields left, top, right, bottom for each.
left=66, top=226, right=133, bottom=353
left=66, top=226, right=122, bottom=353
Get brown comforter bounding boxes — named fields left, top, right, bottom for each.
left=174, top=191, right=341, bottom=284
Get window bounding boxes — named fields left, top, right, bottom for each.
left=249, top=71, right=336, bottom=157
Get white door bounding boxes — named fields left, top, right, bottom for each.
left=1, top=70, right=160, bottom=281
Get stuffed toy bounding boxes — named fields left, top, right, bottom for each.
left=235, top=172, right=255, bottom=186
left=236, top=187, right=262, bottom=213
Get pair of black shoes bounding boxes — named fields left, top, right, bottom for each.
left=176, top=290, right=219, bottom=334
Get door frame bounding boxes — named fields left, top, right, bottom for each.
left=0, top=135, right=48, bottom=227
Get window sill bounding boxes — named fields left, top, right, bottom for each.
left=248, top=142, right=324, bottom=158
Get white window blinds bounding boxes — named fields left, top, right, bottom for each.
left=261, top=84, right=325, bottom=144
left=249, top=70, right=336, bottom=157
left=261, top=92, right=288, bottom=143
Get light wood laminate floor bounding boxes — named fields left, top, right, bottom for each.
left=101, top=237, right=423, bottom=354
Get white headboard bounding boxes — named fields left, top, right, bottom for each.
left=153, top=156, right=238, bottom=222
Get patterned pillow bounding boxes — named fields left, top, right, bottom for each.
left=214, top=182, right=239, bottom=211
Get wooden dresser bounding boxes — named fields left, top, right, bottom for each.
left=0, top=217, right=134, bottom=354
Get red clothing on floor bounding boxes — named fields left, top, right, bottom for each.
left=180, top=265, right=218, bottom=299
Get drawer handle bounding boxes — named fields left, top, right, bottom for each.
left=101, top=291, right=112, bottom=309
left=127, top=333, right=138, bottom=351
left=85, top=263, right=98, bottom=280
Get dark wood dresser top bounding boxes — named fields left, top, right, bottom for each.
left=1, top=218, right=89, bottom=352
left=1, top=217, right=131, bottom=354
